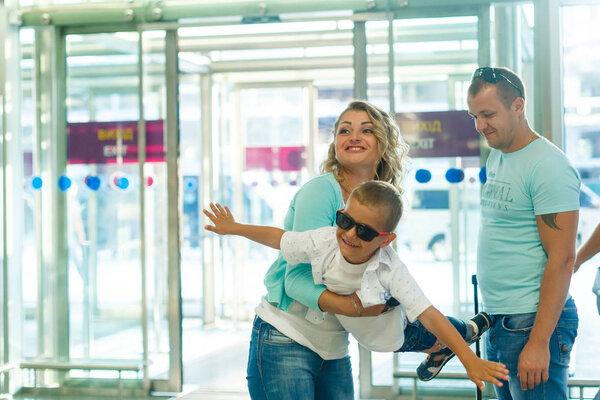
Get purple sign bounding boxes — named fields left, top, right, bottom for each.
left=396, top=111, right=480, bottom=158
left=245, top=146, right=306, bottom=171
left=68, top=120, right=165, bottom=164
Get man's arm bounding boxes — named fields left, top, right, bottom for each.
left=203, top=202, right=284, bottom=249
left=517, top=209, right=578, bottom=391
left=574, top=222, right=600, bottom=272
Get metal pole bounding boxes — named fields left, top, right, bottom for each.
left=472, top=274, right=482, bottom=400
left=137, top=29, right=149, bottom=390
left=353, top=20, right=367, bottom=99
left=21, top=0, right=390, bottom=27
left=165, top=29, right=183, bottom=392
left=387, top=10, right=395, bottom=113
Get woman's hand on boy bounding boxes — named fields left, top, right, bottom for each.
left=352, top=293, right=388, bottom=316
left=318, top=291, right=387, bottom=317
left=203, top=202, right=237, bottom=235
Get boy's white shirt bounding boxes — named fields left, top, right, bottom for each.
left=280, top=226, right=432, bottom=352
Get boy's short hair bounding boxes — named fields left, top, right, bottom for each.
left=349, top=181, right=403, bottom=232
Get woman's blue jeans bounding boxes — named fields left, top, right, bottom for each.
left=247, top=316, right=354, bottom=400
left=485, top=297, right=578, bottom=400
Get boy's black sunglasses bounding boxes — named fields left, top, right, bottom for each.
left=472, top=67, right=523, bottom=98
left=335, top=210, right=390, bottom=242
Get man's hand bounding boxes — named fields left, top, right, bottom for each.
left=517, top=339, right=550, bottom=390
left=203, top=202, right=237, bottom=235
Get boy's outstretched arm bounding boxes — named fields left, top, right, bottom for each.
left=203, top=202, right=285, bottom=250
left=417, top=306, right=509, bottom=391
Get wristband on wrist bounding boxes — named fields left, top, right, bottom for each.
left=349, top=294, right=361, bottom=317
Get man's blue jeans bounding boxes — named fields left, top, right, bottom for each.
left=247, top=316, right=354, bottom=400
left=485, top=297, right=578, bottom=400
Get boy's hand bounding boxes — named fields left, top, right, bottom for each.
left=203, top=203, right=236, bottom=235
left=464, top=357, right=509, bottom=391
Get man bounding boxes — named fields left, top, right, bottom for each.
left=467, top=67, right=580, bottom=399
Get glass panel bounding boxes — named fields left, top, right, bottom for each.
left=20, top=27, right=39, bottom=360
left=141, top=30, right=170, bottom=380
left=178, top=46, right=206, bottom=384
left=366, top=16, right=478, bottom=111
left=178, top=62, right=202, bottom=308
left=233, top=86, right=309, bottom=319
left=365, top=19, right=390, bottom=108
left=66, top=32, right=143, bottom=366
left=562, top=4, right=600, bottom=380
left=177, top=19, right=356, bottom=391
left=367, top=14, right=480, bottom=387
left=380, top=4, right=536, bottom=387
left=66, top=29, right=170, bottom=378
left=2, top=17, right=29, bottom=391
left=490, top=3, right=535, bottom=126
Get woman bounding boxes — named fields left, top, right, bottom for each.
left=247, top=100, right=409, bottom=400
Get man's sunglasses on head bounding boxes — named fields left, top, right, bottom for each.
left=472, top=67, right=523, bottom=98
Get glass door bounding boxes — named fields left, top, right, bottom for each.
left=364, top=12, right=483, bottom=397
left=228, top=83, right=312, bottom=321
left=176, top=19, right=356, bottom=391
left=17, top=26, right=181, bottom=394
left=361, top=5, right=536, bottom=398
left=562, top=3, right=600, bottom=386
left=178, top=80, right=314, bottom=390
left=65, top=31, right=146, bottom=366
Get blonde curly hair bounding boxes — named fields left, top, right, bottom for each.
left=320, top=100, right=410, bottom=193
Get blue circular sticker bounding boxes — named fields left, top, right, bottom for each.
left=85, top=175, right=101, bottom=191
left=415, top=169, right=432, bottom=183
left=445, top=168, right=464, bottom=183
left=58, top=175, right=72, bottom=191
left=32, top=176, right=43, bottom=190
left=479, top=167, right=487, bottom=184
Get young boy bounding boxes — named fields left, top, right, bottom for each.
left=204, top=180, right=508, bottom=389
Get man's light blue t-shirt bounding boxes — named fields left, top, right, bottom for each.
left=478, top=137, right=580, bottom=314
